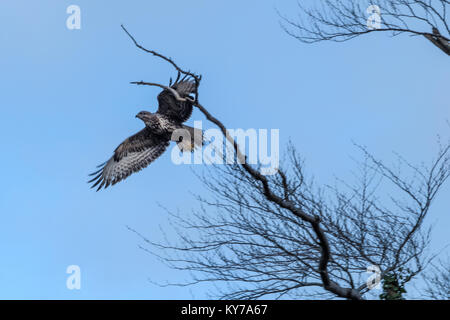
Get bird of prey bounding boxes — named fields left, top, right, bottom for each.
left=88, top=77, right=203, bottom=191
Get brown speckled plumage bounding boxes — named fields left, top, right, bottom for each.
left=89, top=79, right=201, bottom=191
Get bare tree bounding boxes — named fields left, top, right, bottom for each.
left=279, top=0, right=450, bottom=55
left=121, top=26, right=450, bottom=299
left=423, top=257, right=450, bottom=299
left=132, top=143, right=449, bottom=299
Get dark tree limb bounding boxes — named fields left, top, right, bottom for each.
left=424, top=27, right=450, bottom=55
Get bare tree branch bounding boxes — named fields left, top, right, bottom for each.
left=423, top=257, right=450, bottom=299
left=279, top=0, right=450, bottom=55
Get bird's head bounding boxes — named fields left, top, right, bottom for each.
left=136, top=111, right=153, bottom=122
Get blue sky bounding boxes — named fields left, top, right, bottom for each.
left=0, top=0, right=448, bottom=299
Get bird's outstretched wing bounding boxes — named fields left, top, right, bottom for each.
left=157, top=77, right=196, bottom=122
left=88, top=128, right=170, bottom=191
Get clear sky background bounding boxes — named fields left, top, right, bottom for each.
left=0, top=0, right=448, bottom=299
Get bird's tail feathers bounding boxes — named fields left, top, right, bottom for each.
left=172, top=125, right=205, bottom=153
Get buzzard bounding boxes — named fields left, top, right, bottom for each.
left=88, top=78, right=202, bottom=191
